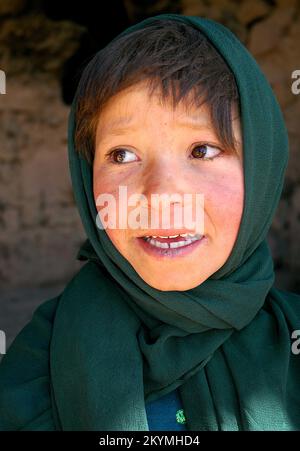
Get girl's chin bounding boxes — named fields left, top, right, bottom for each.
left=134, top=269, right=207, bottom=291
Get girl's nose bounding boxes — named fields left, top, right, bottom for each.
left=140, top=157, right=197, bottom=229
left=142, top=155, right=188, bottom=198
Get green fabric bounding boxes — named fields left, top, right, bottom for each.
left=1, top=12, right=300, bottom=431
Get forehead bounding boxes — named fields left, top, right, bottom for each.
left=97, top=82, right=215, bottom=133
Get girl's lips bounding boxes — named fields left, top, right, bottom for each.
left=142, top=235, right=198, bottom=243
left=136, top=235, right=208, bottom=259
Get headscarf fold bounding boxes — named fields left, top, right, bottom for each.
left=50, top=13, right=300, bottom=430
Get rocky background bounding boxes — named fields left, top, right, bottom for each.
left=0, top=0, right=300, bottom=350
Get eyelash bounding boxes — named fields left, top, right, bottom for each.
left=104, top=142, right=224, bottom=165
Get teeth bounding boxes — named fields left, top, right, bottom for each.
left=149, top=238, right=169, bottom=248
left=170, top=239, right=193, bottom=248
left=144, top=234, right=203, bottom=249
left=143, top=233, right=200, bottom=239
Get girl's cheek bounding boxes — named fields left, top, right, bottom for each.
left=93, top=169, right=144, bottom=236
left=94, top=166, right=139, bottom=197
left=212, top=182, right=243, bottom=235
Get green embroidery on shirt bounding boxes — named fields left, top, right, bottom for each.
left=176, top=409, right=186, bottom=424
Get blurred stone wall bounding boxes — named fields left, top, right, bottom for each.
left=0, top=0, right=300, bottom=347
left=0, top=1, right=86, bottom=292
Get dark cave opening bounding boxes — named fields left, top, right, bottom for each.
left=40, top=0, right=132, bottom=104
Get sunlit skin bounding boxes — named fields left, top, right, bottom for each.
left=93, top=80, right=244, bottom=291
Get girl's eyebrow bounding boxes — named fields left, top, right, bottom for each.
left=101, top=116, right=136, bottom=136
left=107, top=115, right=134, bottom=129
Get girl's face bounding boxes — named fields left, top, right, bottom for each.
left=93, top=81, right=244, bottom=291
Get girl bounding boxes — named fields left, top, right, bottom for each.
left=0, top=13, right=299, bottom=431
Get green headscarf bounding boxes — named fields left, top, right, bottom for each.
left=1, top=13, right=300, bottom=431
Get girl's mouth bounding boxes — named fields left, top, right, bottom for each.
left=136, top=232, right=207, bottom=259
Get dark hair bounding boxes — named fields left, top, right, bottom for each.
left=74, top=18, right=241, bottom=165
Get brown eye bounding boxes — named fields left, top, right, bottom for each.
left=109, top=148, right=138, bottom=164
left=191, top=144, right=221, bottom=161
left=191, top=145, right=207, bottom=159
left=113, top=149, right=126, bottom=163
